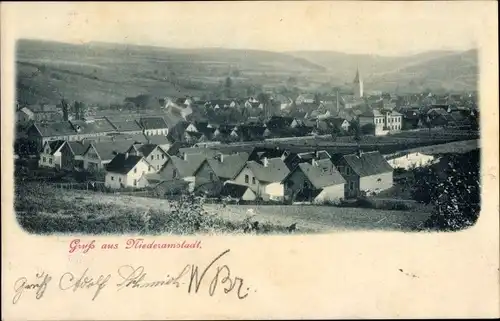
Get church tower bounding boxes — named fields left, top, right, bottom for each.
left=353, top=68, right=364, bottom=99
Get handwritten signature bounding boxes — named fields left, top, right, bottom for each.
left=12, top=249, right=250, bottom=304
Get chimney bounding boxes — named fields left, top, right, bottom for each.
left=356, top=149, right=363, bottom=158
left=124, top=152, right=129, bottom=159
left=263, top=157, right=269, bottom=167
left=312, top=159, right=318, bottom=167
left=183, top=153, right=188, bottom=161
left=216, top=153, right=224, bottom=162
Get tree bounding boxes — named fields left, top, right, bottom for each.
left=330, top=124, right=341, bottom=141
left=350, top=120, right=362, bottom=145
left=411, top=151, right=480, bottom=231
left=224, top=77, right=232, bottom=98
left=360, top=123, right=376, bottom=135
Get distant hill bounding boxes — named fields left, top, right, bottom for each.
left=15, top=39, right=326, bottom=106
left=366, top=50, right=478, bottom=93
left=287, top=49, right=478, bottom=92
left=15, top=39, right=477, bottom=107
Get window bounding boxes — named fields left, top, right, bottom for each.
left=157, top=155, right=159, bottom=160
left=111, top=176, right=114, bottom=181
left=43, top=157, right=46, bottom=163
left=346, top=167, right=351, bottom=175
left=151, top=155, right=154, bottom=161
left=149, top=166, right=152, bottom=171
left=119, top=177, right=122, bottom=182
left=349, top=181, right=355, bottom=190
left=133, top=179, right=137, bottom=186
left=377, top=178, right=382, bottom=182
left=157, top=165, right=160, bottom=170
left=134, top=168, right=137, bottom=173
left=252, top=177, right=256, bottom=185
left=162, top=154, right=165, bottom=160
left=245, top=175, right=249, bottom=183
left=173, top=169, right=177, bottom=178
left=209, top=173, right=214, bottom=181
left=49, top=158, right=52, bottom=164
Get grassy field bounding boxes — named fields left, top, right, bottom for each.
left=15, top=183, right=431, bottom=234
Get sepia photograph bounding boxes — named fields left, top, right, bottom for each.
left=11, top=2, right=481, bottom=236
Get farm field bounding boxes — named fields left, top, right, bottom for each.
left=15, top=183, right=431, bottom=234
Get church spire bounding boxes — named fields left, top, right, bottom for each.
left=353, top=67, right=360, bottom=83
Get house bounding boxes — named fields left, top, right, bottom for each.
left=266, top=116, right=295, bottom=130
left=358, top=109, right=403, bottom=136
left=59, top=141, right=91, bottom=170
left=284, top=150, right=331, bottom=171
left=23, top=105, right=63, bottom=122
left=333, top=150, right=394, bottom=198
left=138, top=117, right=169, bottom=136
left=426, top=108, right=454, bottom=127
left=249, top=147, right=290, bottom=162
left=82, top=140, right=135, bottom=171
left=244, top=97, right=262, bottom=109
left=282, top=158, right=346, bottom=204
left=193, top=152, right=249, bottom=195
left=402, top=109, right=421, bottom=129
left=149, top=153, right=207, bottom=191
left=127, top=143, right=169, bottom=172
left=212, top=125, right=239, bottom=141
left=16, top=107, right=35, bottom=127
left=167, top=121, right=198, bottom=143
left=295, top=94, right=316, bottom=105
left=145, top=135, right=174, bottom=151
left=233, top=157, right=290, bottom=201
left=273, top=94, right=293, bottom=110
left=341, top=96, right=365, bottom=109
left=237, top=125, right=267, bottom=141
left=104, top=153, right=152, bottom=189
left=220, top=182, right=257, bottom=202
left=107, top=118, right=143, bottom=135
left=330, top=117, right=350, bottom=132
left=194, top=122, right=216, bottom=140
left=69, top=118, right=116, bottom=140
left=26, top=121, right=78, bottom=151
left=38, top=140, right=66, bottom=168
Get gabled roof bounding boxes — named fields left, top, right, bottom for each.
left=202, top=152, right=249, bottom=180
left=66, top=141, right=91, bottom=156
left=297, top=150, right=331, bottom=162
left=105, top=153, right=145, bottom=174
left=138, top=117, right=168, bottom=130
left=266, top=116, right=294, bottom=129
left=243, top=158, right=290, bottom=183
left=342, top=151, right=393, bottom=176
left=160, top=154, right=207, bottom=178
left=86, top=140, right=136, bottom=161
left=32, top=121, right=76, bottom=137
left=220, top=182, right=253, bottom=199
left=132, top=144, right=165, bottom=157
left=293, top=159, right=346, bottom=188
left=45, top=140, right=66, bottom=155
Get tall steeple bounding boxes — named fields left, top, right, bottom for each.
left=353, top=67, right=363, bottom=99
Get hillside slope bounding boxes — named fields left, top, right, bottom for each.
left=366, top=50, right=478, bottom=93
left=15, top=39, right=326, bottom=106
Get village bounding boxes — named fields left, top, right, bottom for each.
left=14, top=68, right=479, bottom=208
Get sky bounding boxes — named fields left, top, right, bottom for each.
left=2, top=2, right=490, bottom=56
